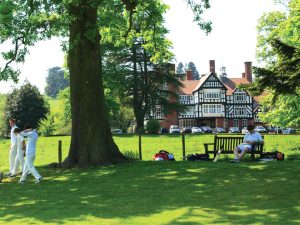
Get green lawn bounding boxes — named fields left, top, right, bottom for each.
left=0, top=135, right=300, bottom=225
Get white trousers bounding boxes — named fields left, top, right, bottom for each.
left=9, top=144, right=18, bottom=173
left=20, top=154, right=42, bottom=182
left=12, top=148, right=25, bottom=175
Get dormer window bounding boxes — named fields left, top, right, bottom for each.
left=234, top=92, right=247, bottom=102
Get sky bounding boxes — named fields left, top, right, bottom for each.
left=0, top=0, right=282, bottom=94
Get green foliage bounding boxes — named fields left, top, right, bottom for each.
left=45, top=67, right=69, bottom=98
left=3, top=82, right=49, bottom=133
left=258, top=91, right=300, bottom=127
left=38, top=112, right=57, bottom=136
left=247, top=40, right=300, bottom=97
left=57, top=87, right=71, bottom=125
left=146, top=119, right=160, bottom=134
left=0, top=94, right=7, bottom=136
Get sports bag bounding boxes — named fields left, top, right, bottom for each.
left=186, top=153, right=210, bottom=161
left=261, top=151, right=284, bottom=161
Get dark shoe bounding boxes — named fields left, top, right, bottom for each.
left=35, top=177, right=43, bottom=184
left=230, top=159, right=240, bottom=163
left=9, top=174, right=16, bottom=179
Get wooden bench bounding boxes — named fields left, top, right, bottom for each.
left=204, top=135, right=264, bottom=160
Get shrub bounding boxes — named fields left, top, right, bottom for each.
left=3, top=82, right=49, bottom=133
left=146, top=119, right=160, bottom=134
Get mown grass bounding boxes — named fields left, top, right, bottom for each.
left=0, top=135, right=300, bottom=225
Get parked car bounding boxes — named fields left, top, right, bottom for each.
left=241, top=127, right=249, bottom=134
left=213, top=127, right=226, bottom=134
left=254, top=125, right=267, bottom=133
left=169, top=125, right=180, bottom=134
left=111, top=129, right=123, bottom=135
left=191, top=127, right=202, bottom=133
left=228, top=127, right=240, bottom=133
left=268, top=127, right=282, bottom=134
left=282, top=128, right=296, bottom=134
left=200, top=126, right=213, bottom=133
left=160, top=127, right=169, bottom=134
left=182, top=126, right=192, bottom=133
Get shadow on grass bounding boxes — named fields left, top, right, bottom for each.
left=0, top=161, right=300, bottom=224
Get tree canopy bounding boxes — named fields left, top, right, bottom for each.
left=243, top=0, right=300, bottom=127
left=45, top=67, right=69, bottom=98
left=0, top=0, right=211, bottom=167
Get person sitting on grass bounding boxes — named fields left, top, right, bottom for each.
left=231, top=124, right=264, bottom=163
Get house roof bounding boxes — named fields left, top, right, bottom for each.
left=179, top=80, right=200, bottom=95
left=221, top=77, right=250, bottom=95
left=179, top=74, right=266, bottom=104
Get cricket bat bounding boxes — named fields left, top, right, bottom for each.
left=213, top=145, right=224, bottom=162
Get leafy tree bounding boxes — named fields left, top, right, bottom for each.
left=187, top=62, right=200, bottom=80
left=100, top=1, right=185, bottom=133
left=3, top=82, right=49, bottom=134
left=176, top=62, right=185, bottom=74
left=240, top=0, right=300, bottom=127
left=258, top=91, right=300, bottom=127
left=45, top=67, right=69, bottom=98
left=0, top=0, right=211, bottom=167
left=247, top=40, right=300, bottom=97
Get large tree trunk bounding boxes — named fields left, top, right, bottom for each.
left=65, top=2, right=125, bottom=167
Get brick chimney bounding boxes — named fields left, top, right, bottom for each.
left=244, top=61, right=252, bottom=83
left=209, top=60, right=215, bottom=73
left=186, top=70, right=193, bottom=80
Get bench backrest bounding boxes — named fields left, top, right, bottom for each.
left=213, top=135, right=264, bottom=153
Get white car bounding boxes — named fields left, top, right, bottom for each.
left=169, top=125, right=180, bottom=133
left=255, top=126, right=267, bottom=133
left=242, top=127, right=249, bottom=134
left=191, top=127, right=202, bottom=133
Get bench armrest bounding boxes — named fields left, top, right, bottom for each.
left=204, top=143, right=214, bottom=154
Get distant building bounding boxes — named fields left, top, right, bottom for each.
left=148, top=60, right=263, bottom=131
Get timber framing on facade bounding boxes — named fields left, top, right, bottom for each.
left=149, top=60, right=263, bottom=131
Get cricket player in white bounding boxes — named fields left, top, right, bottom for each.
left=10, top=128, right=25, bottom=177
left=19, top=125, right=43, bottom=184
left=9, top=118, right=19, bottom=175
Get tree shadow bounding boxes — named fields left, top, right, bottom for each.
left=0, top=161, right=299, bottom=224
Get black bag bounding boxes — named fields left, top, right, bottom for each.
left=186, top=153, right=210, bottom=161
left=261, top=151, right=284, bottom=161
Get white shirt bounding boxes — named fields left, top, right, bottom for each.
left=243, top=131, right=263, bottom=143
left=21, top=129, right=38, bottom=155
left=10, top=125, right=18, bottom=145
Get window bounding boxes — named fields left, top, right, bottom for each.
left=234, top=92, right=247, bottom=102
left=204, top=92, right=220, bottom=99
left=180, top=95, right=191, bottom=104
left=234, top=106, right=247, bottom=116
left=234, top=119, right=239, bottom=127
left=203, top=105, right=222, bottom=114
left=242, top=119, right=248, bottom=127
